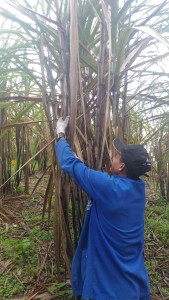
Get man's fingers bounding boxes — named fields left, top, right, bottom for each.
left=58, top=117, right=63, bottom=122
left=64, top=116, right=70, bottom=127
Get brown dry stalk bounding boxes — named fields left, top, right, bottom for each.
left=0, top=138, right=55, bottom=190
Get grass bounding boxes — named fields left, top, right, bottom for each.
left=144, top=197, right=169, bottom=299
left=0, top=192, right=72, bottom=300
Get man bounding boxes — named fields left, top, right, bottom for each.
left=56, top=117, right=151, bottom=300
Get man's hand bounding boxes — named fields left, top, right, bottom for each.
left=56, top=116, right=70, bottom=135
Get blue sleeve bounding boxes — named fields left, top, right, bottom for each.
left=56, top=138, right=109, bottom=199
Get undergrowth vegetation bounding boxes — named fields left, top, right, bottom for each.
left=145, top=197, right=169, bottom=299
left=0, top=0, right=169, bottom=285
left=0, top=190, right=72, bottom=300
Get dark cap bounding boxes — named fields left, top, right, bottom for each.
left=114, top=138, right=151, bottom=179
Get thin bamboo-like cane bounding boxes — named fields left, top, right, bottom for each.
left=69, top=0, right=79, bottom=146
left=99, top=1, right=112, bottom=169
left=94, top=19, right=106, bottom=168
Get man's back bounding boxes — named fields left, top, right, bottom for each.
left=72, top=175, right=150, bottom=300
left=56, top=139, right=151, bottom=300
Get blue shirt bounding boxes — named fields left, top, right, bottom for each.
left=56, top=139, right=150, bottom=300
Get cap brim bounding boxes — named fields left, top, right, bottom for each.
left=113, top=138, right=125, bottom=152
